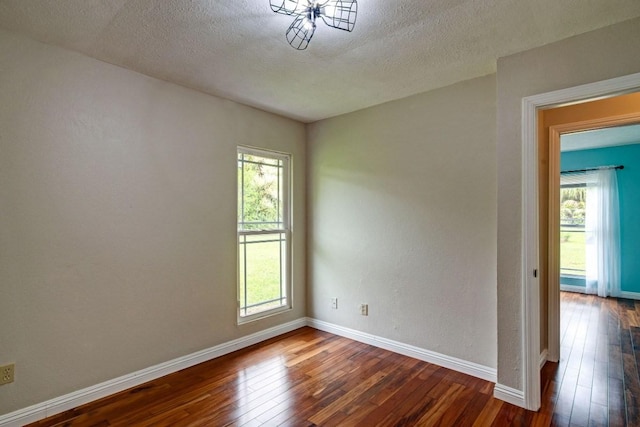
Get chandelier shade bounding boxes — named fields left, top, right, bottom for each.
left=319, top=1, right=357, bottom=32
left=286, top=15, right=316, bottom=50
left=269, top=0, right=357, bottom=50
left=270, top=0, right=306, bottom=15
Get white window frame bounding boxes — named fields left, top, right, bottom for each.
left=237, top=146, right=291, bottom=323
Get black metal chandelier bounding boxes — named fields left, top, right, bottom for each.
left=269, top=1, right=358, bottom=50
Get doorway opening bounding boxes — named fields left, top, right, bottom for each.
left=520, top=73, right=640, bottom=411
left=537, top=92, right=640, bottom=422
left=545, top=99, right=640, bottom=363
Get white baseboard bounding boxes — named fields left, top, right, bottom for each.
left=2, top=316, right=505, bottom=426
left=561, top=286, right=640, bottom=300
left=620, top=291, right=640, bottom=300
left=539, top=349, right=548, bottom=368
left=306, top=318, right=497, bottom=383
left=560, top=285, right=587, bottom=293
left=493, top=383, right=526, bottom=408
left=0, top=318, right=307, bottom=427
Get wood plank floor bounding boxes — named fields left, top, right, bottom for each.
left=27, top=292, right=640, bottom=426
left=543, top=292, right=640, bottom=427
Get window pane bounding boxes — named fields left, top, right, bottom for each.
left=560, top=186, right=586, bottom=227
left=560, top=185, right=586, bottom=277
left=238, top=233, right=286, bottom=317
left=560, top=228, right=586, bottom=276
left=238, top=153, right=284, bottom=231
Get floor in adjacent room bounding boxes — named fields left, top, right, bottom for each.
left=27, top=292, right=640, bottom=426
left=542, top=291, right=640, bottom=426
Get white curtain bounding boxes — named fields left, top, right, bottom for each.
left=585, top=169, right=621, bottom=297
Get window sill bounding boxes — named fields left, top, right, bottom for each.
left=237, top=305, right=292, bottom=325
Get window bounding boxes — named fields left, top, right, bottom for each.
left=237, top=147, right=291, bottom=321
left=560, top=179, right=586, bottom=277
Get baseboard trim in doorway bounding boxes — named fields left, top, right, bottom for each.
left=493, top=383, right=526, bottom=408
left=539, top=349, right=548, bottom=368
left=560, top=287, right=640, bottom=300
left=560, top=285, right=588, bottom=294
left=0, top=318, right=307, bottom=427
left=620, top=291, right=640, bottom=300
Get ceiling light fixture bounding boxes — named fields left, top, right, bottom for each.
left=270, top=1, right=357, bottom=50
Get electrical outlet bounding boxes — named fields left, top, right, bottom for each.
left=360, top=304, right=368, bottom=316
left=0, top=364, right=14, bottom=385
left=331, top=298, right=338, bottom=309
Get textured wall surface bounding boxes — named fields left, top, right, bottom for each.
left=496, top=17, right=640, bottom=391
left=307, top=75, right=497, bottom=368
left=0, top=29, right=306, bottom=415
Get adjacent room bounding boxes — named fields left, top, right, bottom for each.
left=547, top=115, right=640, bottom=426
left=560, top=126, right=640, bottom=297
left=1, top=1, right=640, bottom=425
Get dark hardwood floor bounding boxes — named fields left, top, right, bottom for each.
left=28, top=292, right=640, bottom=426
left=543, top=292, right=640, bottom=427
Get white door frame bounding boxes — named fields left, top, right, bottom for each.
left=520, top=71, right=640, bottom=411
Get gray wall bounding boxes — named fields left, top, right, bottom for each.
left=0, top=29, right=306, bottom=414
left=496, top=17, right=640, bottom=390
left=307, top=75, right=498, bottom=369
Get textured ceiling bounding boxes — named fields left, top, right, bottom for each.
left=1, top=1, right=640, bottom=122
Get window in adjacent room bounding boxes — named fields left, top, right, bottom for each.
left=237, top=147, right=291, bottom=321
